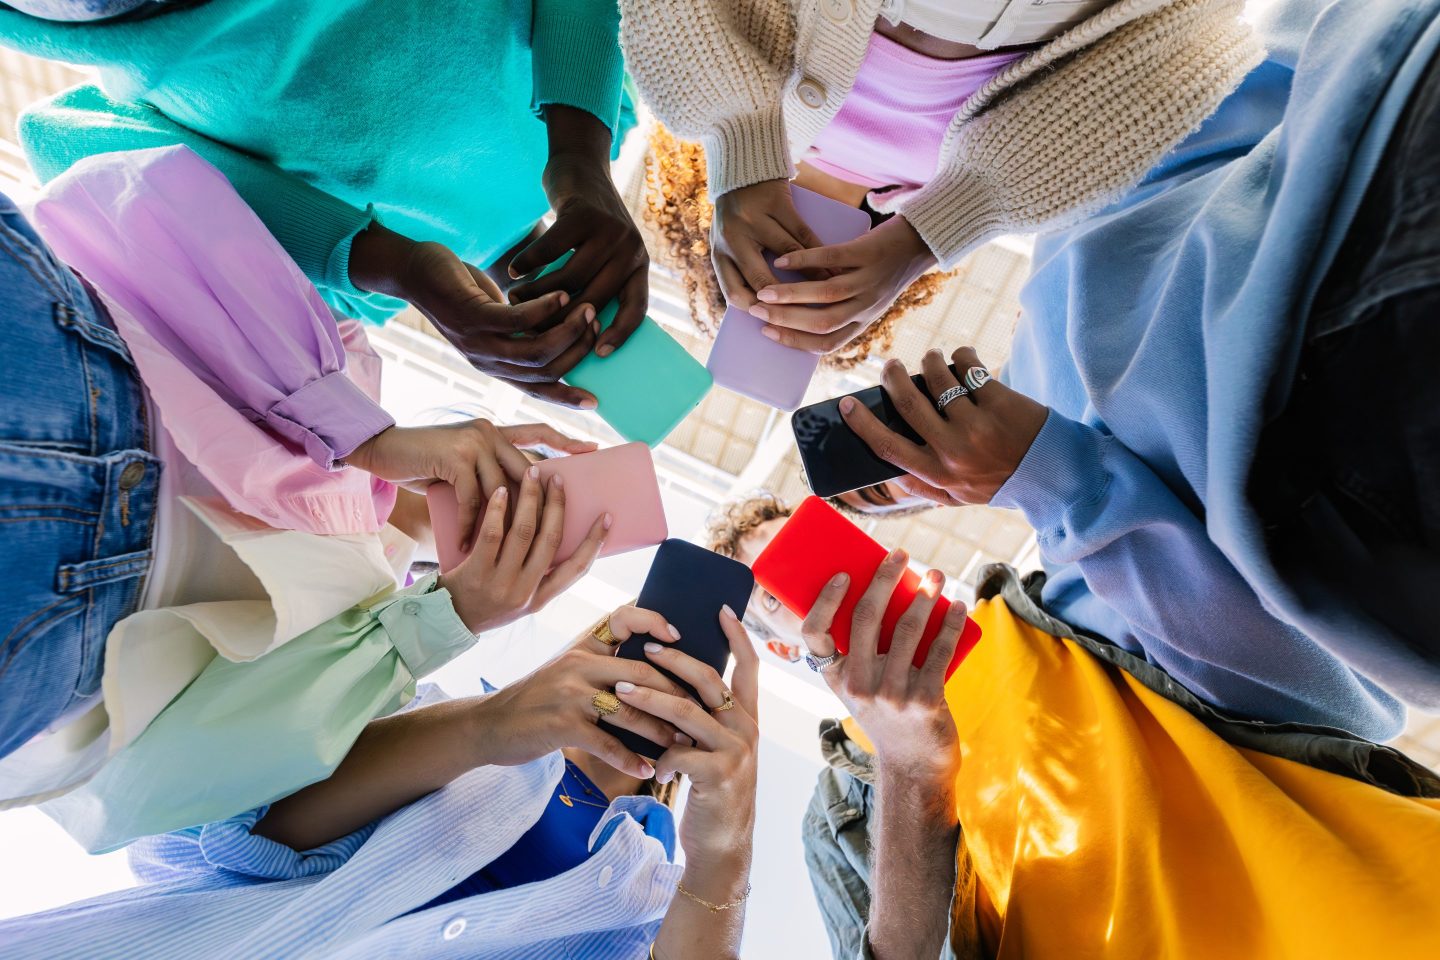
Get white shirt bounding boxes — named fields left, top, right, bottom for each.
left=879, top=0, right=1117, bottom=49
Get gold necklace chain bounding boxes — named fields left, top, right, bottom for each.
left=557, top=761, right=610, bottom=810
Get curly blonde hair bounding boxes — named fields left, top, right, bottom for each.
left=642, top=125, right=957, bottom=370
left=705, top=492, right=795, bottom=561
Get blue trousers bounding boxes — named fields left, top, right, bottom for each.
left=0, top=191, right=157, bottom=760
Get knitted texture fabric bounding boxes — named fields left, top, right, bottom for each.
left=620, top=0, right=1262, bottom=268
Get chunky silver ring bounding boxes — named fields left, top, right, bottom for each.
left=805, top=652, right=840, bottom=673
left=964, top=366, right=992, bottom=391
left=935, top=385, right=969, bottom=411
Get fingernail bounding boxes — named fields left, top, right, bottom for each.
left=656, top=769, right=673, bottom=784
left=760, top=326, right=780, bottom=343
left=757, top=288, right=778, bottom=302
left=887, top=548, right=906, bottom=564
left=830, top=572, right=849, bottom=588
left=774, top=255, right=791, bottom=268
left=615, top=681, right=636, bottom=694
left=748, top=304, right=769, bottom=321
left=551, top=473, right=563, bottom=489
left=644, top=641, right=662, bottom=654
left=597, top=344, right=614, bottom=357
left=667, top=622, right=681, bottom=640
left=674, top=732, right=690, bottom=745
left=927, top=569, right=942, bottom=583
left=602, top=512, right=613, bottom=530
left=839, top=397, right=856, bottom=414
left=579, top=397, right=598, bottom=410
left=720, top=603, right=737, bottom=621
left=508, top=265, right=520, bottom=279
left=492, top=486, right=508, bottom=501
left=590, top=320, right=601, bottom=337
left=641, top=763, right=656, bottom=779
left=584, top=305, right=596, bottom=323
left=558, top=291, right=570, bottom=306
left=527, top=465, right=539, bottom=480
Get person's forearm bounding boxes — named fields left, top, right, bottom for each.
left=869, top=758, right=961, bottom=960
left=544, top=103, right=613, bottom=165
left=653, top=845, right=754, bottom=960
left=254, top=698, right=483, bottom=850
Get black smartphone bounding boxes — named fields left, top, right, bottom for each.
left=791, top=365, right=958, bottom=498
left=612, top=539, right=754, bottom=761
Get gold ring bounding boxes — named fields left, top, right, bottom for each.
left=591, top=615, right=622, bottom=648
left=592, top=690, right=622, bottom=720
left=710, top=689, right=736, bottom=713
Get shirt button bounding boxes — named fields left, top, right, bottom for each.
left=797, top=78, right=827, bottom=109
left=442, top=917, right=467, bottom=941
left=403, top=601, right=421, bottom=616
left=118, top=462, right=146, bottom=489
left=821, top=0, right=852, bottom=23
left=597, top=865, right=614, bottom=889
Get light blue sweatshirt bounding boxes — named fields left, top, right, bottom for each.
left=993, top=0, right=1440, bottom=741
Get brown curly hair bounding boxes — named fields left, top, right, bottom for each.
left=642, top=125, right=957, bottom=371
left=705, top=492, right=795, bottom=561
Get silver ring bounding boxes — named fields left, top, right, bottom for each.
left=935, top=385, right=969, bottom=411
left=805, top=652, right=840, bottom=673
left=963, top=366, right=992, bottom=391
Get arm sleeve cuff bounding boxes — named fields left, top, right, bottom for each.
left=897, top=166, right=1008, bottom=270
left=531, top=1, right=627, bottom=134
left=990, top=409, right=1112, bottom=537
left=368, top=573, right=477, bottom=678
left=701, top=104, right=795, bottom=198
left=262, top=370, right=395, bottom=470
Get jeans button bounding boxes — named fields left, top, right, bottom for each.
left=118, top=462, right=146, bottom=489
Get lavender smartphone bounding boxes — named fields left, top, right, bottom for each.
left=706, top=185, right=872, bottom=411
left=426, top=443, right=668, bottom=573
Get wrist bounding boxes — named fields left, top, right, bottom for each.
left=891, top=216, right=938, bottom=277
left=679, top=846, right=753, bottom=900
left=544, top=104, right=611, bottom=168
left=348, top=223, right=416, bottom=298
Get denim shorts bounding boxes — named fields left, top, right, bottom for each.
left=0, top=191, right=157, bottom=760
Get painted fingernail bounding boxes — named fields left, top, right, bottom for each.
left=492, top=486, right=508, bottom=501
left=760, top=326, right=781, bottom=343
left=667, top=622, right=681, bottom=640
left=757, top=288, right=778, bottom=302
left=839, top=397, right=856, bottom=414
left=830, top=572, right=849, bottom=588
left=641, top=763, right=657, bottom=779
left=720, top=603, right=738, bottom=621
left=774, top=255, right=791, bottom=268
left=615, top=681, right=636, bottom=694
left=748, top=304, right=769, bottom=321
left=527, top=465, right=539, bottom=480
left=603, top=512, right=614, bottom=530
left=558, top=291, right=570, bottom=306
left=644, top=641, right=662, bottom=654
left=584, top=305, right=596, bottom=323
left=590, top=320, right=601, bottom=337
left=656, top=769, right=673, bottom=784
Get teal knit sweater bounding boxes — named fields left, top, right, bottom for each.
left=0, top=0, right=628, bottom=321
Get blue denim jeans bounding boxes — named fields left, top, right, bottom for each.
left=0, top=191, right=157, bottom=760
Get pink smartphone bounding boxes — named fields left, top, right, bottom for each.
left=706, top=184, right=873, bottom=411
left=426, top=442, right=668, bottom=573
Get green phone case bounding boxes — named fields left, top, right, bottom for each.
left=533, top=256, right=711, bottom=446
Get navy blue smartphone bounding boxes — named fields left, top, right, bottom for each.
left=612, top=539, right=754, bottom=760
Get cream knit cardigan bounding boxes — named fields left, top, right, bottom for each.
left=620, top=0, right=1263, bottom=268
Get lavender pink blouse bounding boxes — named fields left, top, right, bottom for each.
left=31, top=146, right=396, bottom=535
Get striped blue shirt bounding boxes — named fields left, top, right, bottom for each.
left=1, top=752, right=684, bottom=958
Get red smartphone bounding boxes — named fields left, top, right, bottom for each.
left=751, top=497, right=981, bottom=680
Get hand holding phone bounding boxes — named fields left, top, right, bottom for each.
left=751, top=498, right=981, bottom=680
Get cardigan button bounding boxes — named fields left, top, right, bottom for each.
left=797, top=78, right=827, bottom=109
left=442, top=917, right=467, bottom=941
left=821, top=0, right=852, bottom=23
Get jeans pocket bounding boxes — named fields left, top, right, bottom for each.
left=0, top=593, right=89, bottom=759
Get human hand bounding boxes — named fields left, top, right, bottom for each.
left=496, top=421, right=599, bottom=459
left=840, top=346, right=1048, bottom=505
left=349, top=225, right=600, bottom=408
left=748, top=215, right=936, bottom=354
left=470, top=605, right=695, bottom=779
left=616, top=605, right=760, bottom=867
left=437, top=465, right=611, bottom=634
left=800, top=551, right=967, bottom=777
left=507, top=105, right=649, bottom=360
left=711, top=178, right=825, bottom=311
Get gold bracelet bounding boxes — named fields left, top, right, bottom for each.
left=674, top=880, right=752, bottom=913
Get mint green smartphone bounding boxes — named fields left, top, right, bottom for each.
left=530, top=255, right=711, bottom=446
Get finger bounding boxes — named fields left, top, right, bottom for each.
left=571, top=721, right=655, bottom=780
left=761, top=320, right=864, bottom=355
left=882, top=358, right=947, bottom=438
left=519, top=474, right=568, bottom=582
left=721, top=603, right=760, bottom=719
left=949, top=346, right=995, bottom=406
left=534, top=512, right=611, bottom=608
left=916, top=599, right=969, bottom=696
left=851, top=548, right=907, bottom=665
left=595, top=266, right=648, bottom=357
left=754, top=276, right=859, bottom=306
left=771, top=203, right=825, bottom=253
left=639, top=638, right=732, bottom=714
left=497, top=466, right=542, bottom=573
left=772, top=240, right=863, bottom=274
left=452, top=471, right=484, bottom=553
left=921, top=348, right=969, bottom=414
left=594, top=661, right=687, bottom=701
left=882, top=569, right=943, bottom=694
left=486, top=310, right=594, bottom=370
left=490, top=429, right=541, bottom=484
left=473, top=438, right=511, bottom=504
left=497, top=377, right=598, bottom=411
left=508, top=217, right=586, bottom=282
left=892, top=473, right=964, bottom=508
left=464, top=262, right=507, bottom=305
left=713, top=250, right=754, bottom=308
left=468, top=485, right=508, bottom=567
left=499, top=422, right=598, bottom=455
left=799, top=571, right=849, bottom=661
left=748, top=299, right=858, bottom=336
left=732, top=239, right=782, bottom=304
left=615, top=683, right=728, bottom=749
left=578, top=604, right=680, bottom=655
left=652, top=742, right=722, bottom=786
left=599, top=699, right=683, bottom=754
left=838, top=395, right=936, bottom=481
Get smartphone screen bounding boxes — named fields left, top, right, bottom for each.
left=791, top=372, right=931, bottom=498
